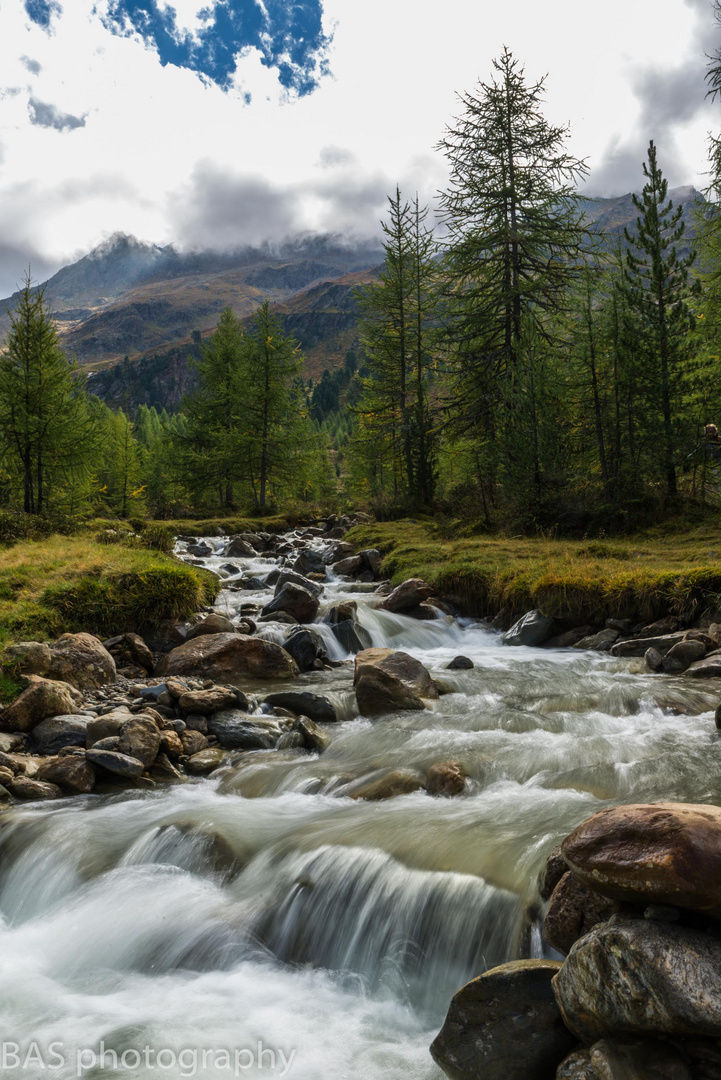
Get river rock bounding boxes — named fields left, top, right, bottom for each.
left=379, top=578, right=434, bottom=614
left=504, top=610, right=555, bottom=647
left=262, top=583, right=319, bottom=624
left=178, top=687, right=248, bottom=714
left=263, top=691, right=337, bottom=723
left=29, top=714, right=88, bottom=755
left=282, top=626, right=324, bottom=672
left=430, top=959, right=574, bottom=1080
left=185, top=613, right=237, bottom=640
left=102, top=632, right=154, bottom=673
left=181, top=729, right=209, bottom=756
left=156, top=633, right=297, bottom=681
left=333, top=555, right=363, bottom=576
left=116, top=716, right=161, bottom=767
left=8, top=775, right=63, bottom=800
left=292, top=549, right=325, bottom=576
left=685, top=652, right=721, bottom=678
left=553, top=917, right=721, bottom=1042
left=225, top=537, right=256, bottom=558
left=36, top=753, right=95, bottom=794
left=86, top=713, right=129, bottom=746
left=447, top=656, right=474, bottom=670
left=274, top=569, right=324, bottom=598
left=3, top=640, right=53, bottom=676
left=663, top=639, right=707, bottom=674
left=556, top=1050, right=598, bottom=1079
left=207, top=711, right=287, bottom=750
left=0, top=676, right=82, bottom=733
left=646, top=647, right=664, bottom=672
left=573, top=629, right=619, bottom=652
left=359, top=549, right=382, bottom=577
left=561, top=802, right=721, bottom=915
left=185, top=747, right=228, bottom=774
left=45, top=632, right=116, bottom=688
left=86, top=748, right=145, bottom=779
left=354, top=648, right=439, bottom=717
left=426, top=760, right=468, bottom=796
left=539, top=845, right=569, bottom=900
left=149, top=752, right=183, bottom=782
left=327, top=601, right=371, bottom=653
left=588, top=1038, right=690, bottom=1080
left=351, top=769, right=426, bottom=800
left=543, top=871, right=622, bottom=955
left=322, top=541, right=354, bottom=564
left=159, top=730, right=184, bottom=759
left=544, top=626, right=595, bottom=649
left=297, top=716, right=330, bottom=753
left=611, top=632, right=688, bottom=658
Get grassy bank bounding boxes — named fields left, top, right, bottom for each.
left=0, top=534, right=218, bottom=646
left=346, top=520, right=721, bottom=626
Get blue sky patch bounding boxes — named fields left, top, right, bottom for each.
left=103, top=0, right=332, bottom=95
left=24, top=0, right=62, bottom=30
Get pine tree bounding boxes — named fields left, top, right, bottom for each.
left=623, top=140, right=699, bottom=498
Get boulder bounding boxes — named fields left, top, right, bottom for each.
left=379, top=578, right=434, bottom=614
left=0, top=676, right=82, bottom=733
left=180, top=729, right=209, bottom=756
left=446, top=656, right=474, bottom=670
left=539, top=845, right=569, bottom=901
left=3, top=640, right=53, bottom=676
left=561, top=803, right=721, bottom=916
left=426, top=760, right=468, bottom=797
left=225, top=537, right=256, bottom=558
left=8, top=775, right=63, bottom=800
left=297, top=716, right=330, bottom=753
left=573, top=629, right=619, bottom=652
left=85, top=749, right=145, bottom=779
left=45, top=632, right=116, bottom=688
left=333, top=555, right=363, bottom=576
left=430, top=960, right=575, bottom=1080
left=261, top=583, right=319, bottom=624
left=117, top=716, right=161, bottom=767
left=685, top=653, right=721, bottom=679
left=503, top=610, right=555, bottom=648
left=645, top=647, right=664, bottom=672
left=553, top=917, right=721, bottom=1042
left=185, top=613, right=237, bottom=640
left=543, top=871, right=621, bottom=956
left=178, top=687, right=248, bottom=715
left=159, top=730, right=183, bottom=759
left=350, top=769, right=426, bottom=801
left=282, top=626, right=324, bottom=672
left=263, top=691, right=337, bottom=724
left=156, top=633, right=297, bottom=681
left=36, top=753, right=95, bottom=794
left=588, top=1038, right=690, bottom=1080
left=663, top=639, right=707, bottom=674
left=359, top=549, right=382, bottom=577
left=86, top=713, right=129, bottom=747
left=29, top=714, right=88, bottom=755
left=543, top=626, right=595, bottom=649
left=322, top=541, right=355, bottom=565
left=556, top=1050, right=598, bottom=1080
left=292, top=549, right=326, bottom=576
left=274, top=569, right=324, bottom=598
left=207, top=711, right=287, bottom=750
left=354, top=648, right=439, bottom=717
left=327, top=601, right=371, bottom=654
left=185, top=747, right=228, bottom=774
left=611, top=632, right=688, bottom=659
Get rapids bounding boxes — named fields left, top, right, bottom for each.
left=1, top=530, right=720, bottom=1079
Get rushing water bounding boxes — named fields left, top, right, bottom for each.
left=1, top=532, right=720, bottom=1079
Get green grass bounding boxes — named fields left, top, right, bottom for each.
left=346, top=519, right=721, bottom=625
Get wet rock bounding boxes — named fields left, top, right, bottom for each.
left=589, top=1038, right=690, bottom=1080
left=180, top=729, right=209, bottom=756
left=611, top=632, right=688, bottom=658
left=543, top=626, right=595, bottom=650
left=354, top=647, right=439, bottom=717
left=292, top=549, right=326, bottom=576
left=117, top=716, right=161, bottom=767
left=553, top=917, right=721, bottom=1042
left=0, top=676, right=82, bottom=733
left=157, top=633, right=298, bottom=681
left=543, top=872, right=622, bottom=956
left=263, top=692, right=337, bottom=724
left=225, top=537, right=256, bottom=558
left=159, top=730, right=184, bottom=759
left=282, top=626, right=324, bottom=673
left=350, top=769, right=426, bottom=800
left=187, top=540, right=214, bottom=557
left=0, top=766, right=13, bottom=787
left=183, top=714, right=209, bottom=735
left=379, top=577, right=434, bottom=614
left=447, top=656, right=474, bottom=670
left=262, top=582, right=319, bottom=624
left=359, top=549, right=382, bottom=577
left=504, top=610, right=555, bottom=648
left=539, top=845, right=570, bottom=901
left=430, top=959, right=574, bottom=1080
left=646, top=647, right=664, bottom=672
left=36, top=753, right=95, bottom=794
left=149, top=753, right=184, bottom=782
left=663, top=639, right=708, bottom=674
left=561, top=802, right=721, bottom=915
left=322, top=541, right=355, bottom=564
left=85, top=748, right=145, bottom=779
left=185, top=748, right=228, bottom=775
left=327, top=601, right=371, bottom=654
left=178, top=687, right=248, bottom=715
left=185, top=613, right=237, bottom=640
left=556, top=1050, right=598, bottom=1080
left=274, top=569, right=324, bottom=598
left=573, top=629, right=619, bottom=652
left=333, top=555, right=363, bottom=576
left=426, top=760, right=468, bottom=796
left=297, top=716, right=330, bottom=753
left=29, top=714, right=88, bottom=755
left=45, top=632, right=116, bottom=689
left=207, top=711, right=287, bottom=750
left=9, top=775, right=63, bottom=800
left=685, top=653, right=721, bottom=679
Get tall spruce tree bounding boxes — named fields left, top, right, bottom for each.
left=623, top=140, right=699, bottom=498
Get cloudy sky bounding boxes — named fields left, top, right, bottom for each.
left=0, top=0, right=719, bottom=295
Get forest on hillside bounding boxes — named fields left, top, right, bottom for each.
left=3, top=40, right=721, bottom=534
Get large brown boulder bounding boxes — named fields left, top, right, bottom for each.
left=156, top=633, right=297, bottom=682
left=553, top=917, right=721, bottom=1042
left=543, top=872, right=621, bottom=956
left=561, top=803, right=721, bottom=916
left=45, top=633, right=116, bottom=688
left=378, top=578, right=434, bottom=614
left=354, top=647, right=438, bottom=717
left=177, top=686, right=248, bottom=714
left=430, top=960, right=575, bottom=1080
left=0, top=676, right=82, bottom=733
left=350, top=769, right=426, bottom=801
left=426, top=760, right=468, bottom=797
left=36, top=752, right=96, bottom=794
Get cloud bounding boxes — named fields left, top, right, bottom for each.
left=20, top=55, right=42, bottom=75
left=28, top=98, right=87, bottom=131
left=24, top=0, right=62, bottom=30
left=102, top=0, right=333, bottom=95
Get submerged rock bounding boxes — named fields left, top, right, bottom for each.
left=446, top=656, right=474, bottom=670
left=157, top=633, right=298, bottom=681
left=430, top=959, right=574, bottom=1080
left=350, top=769, right=426, bottom=801
left=426, top=760, right=468, bottom=796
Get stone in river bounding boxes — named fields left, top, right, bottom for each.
left=156, top=633, right=297, bottom=681
left=663, top=639, right=707, bottom=674
left=185, top=747, right=227, bottom=774
left=282, top=626, right=323, bottom=672
left=292, top=549, right=325, bottom=576
left=36, top=752, right=95, bottom=794
left=503, top=610, right=555, bottom=647
left=447, top=655, right=474, bottom=670
left=178, top=687, right=249, bottom=714
left=9, top=775, right=63, bottom=800
left=588, top=1038, right=690, bottom=1080
left=561, top=802, right=721, bottom=916
left=378, top=577, right=434, bottom=614
left=86, top=749, right=145, bottom=779
left=350, top=769, right=426, bottom=801
left=354, top=647, right=438, bottom=717
left=261, top=583, right=319, bottom=624
left=426, top=760, right=468, bottom=796
left=116, top=716, right=161, bottom=767
left=207, top=711, right=287, bottom=750
left=274, top=569, right=324, bottom=598
left=185, top=613, right=237, bottom=640
left=431, top=959, right=575, bottom=1080
left=685, top=652, right=721, bottom=678
left=553, top=917, right=721, bottom=1042
left=543, top=871, right=621, bottom=956
left=263, top=691, right=337, bottom=723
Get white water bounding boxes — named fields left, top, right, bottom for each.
left=1, top=532, right=720, bottom=1078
